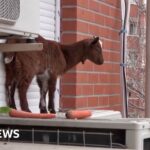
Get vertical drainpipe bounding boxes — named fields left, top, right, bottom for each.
left=120, top=0, right=130, bottom=117
left=145, top=0, right=150, bottom=117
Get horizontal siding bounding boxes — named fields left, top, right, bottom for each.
left=0, top=53, right=6, bottom=107
left=40, top=0, right=55, bottom=5
left=40, top=0, right=56, bottom=40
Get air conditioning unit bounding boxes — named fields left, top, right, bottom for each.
left=0, top=0, right=40, bottom=38
left=0, top=116, right=150, bottom=150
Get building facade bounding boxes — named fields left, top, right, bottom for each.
left=0, top=0, right=123, bottom=113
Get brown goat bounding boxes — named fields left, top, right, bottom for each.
left=3, top=36, right=104, bottom=113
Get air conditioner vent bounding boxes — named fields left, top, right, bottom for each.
left=0, top=0, right=20, bottom=24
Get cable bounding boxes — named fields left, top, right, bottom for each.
left=120, top=0, right=129, bottom=117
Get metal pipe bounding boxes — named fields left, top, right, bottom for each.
left=145, top=0, right=150, bottom=117
left=120, top=0, right=130, bottom=117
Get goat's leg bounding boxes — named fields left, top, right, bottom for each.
left=37, top=78, right=48, bottom=113
left=5, top=69, right=17, bottom=109
left=3, top=52, right=16, bottom=108
left=48, top=76, right=57, bottom=113
left=17, top=75, right=34, bottom=112
left=5, top=80, right=17, bottom=109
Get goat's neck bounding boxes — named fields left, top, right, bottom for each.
left=61, top=41, right=86, bottom=71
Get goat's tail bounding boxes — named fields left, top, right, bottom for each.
left=3, top=52, right=15, bottom=64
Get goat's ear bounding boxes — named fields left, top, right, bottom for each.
left=90, top=37, right=99, bottom=45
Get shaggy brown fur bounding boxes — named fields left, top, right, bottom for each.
left=3, top=36, right=104, bottom=113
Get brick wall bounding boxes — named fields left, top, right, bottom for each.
left=60, top=0, right=122, bottom=111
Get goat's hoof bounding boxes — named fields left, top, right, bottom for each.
left=10, top=105, right=17, bottom=110
left=22, top=108, right=31, bottom=112
left=40, top=109, right=48, bottom=113
left=49, top=109, right=56, bottom=114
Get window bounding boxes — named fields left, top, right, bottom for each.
left=129, top=21, right=138, bottom=35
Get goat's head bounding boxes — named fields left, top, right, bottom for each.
left=82, top=36, right=104, bottom=65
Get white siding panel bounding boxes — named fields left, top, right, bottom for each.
left=0, top=53, right=6, bottom=107
left=40, top=23, right=54, bottom=32
left=40, top=0, right=56, bottom=40
left=0, top=86, right=5, bottom=93
left=40, top=3, right=55, bottom=11
left=40, top=10, right=55, bottom=18
left=40, top=0, right=55, bottom=5
left=39, top=30, right=55, bottom=39
left=40, top=17, right=55, bottom=25
left=0, top=75, right=5, bottom=84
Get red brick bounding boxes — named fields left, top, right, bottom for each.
left=77, top=0, right=89, bottom=8
left=104, top=17, right=121, bottom=30
left=88, top=74, right=99, bottom=83
left=109, top=95, right=122, bottom=105
left=106, top=85, right=121, bottom=95
left=62, top=21, right=77, bottom=31
left=61, top=97, right=76, bottom=109
left=77, top=8, right=96, bottom=22
left=77, top=34, right=90, bottom=41
left=99, top=3, right=110, bottom=16
left=76, top=85, right=83, bottom=95
left=77, top=21, right=89, bottom=33
left=76, top=73, right=89, bottom=83
left=108, top=105, right=122, bottom=111
left=94, top=85, right=120, bottom=95
left=87, top=97, right=99, bottom=107
left=61, top=0, right=122, bottom=111
left=61, top=85, right=76, bottom=96
left=93, top=63, right=120, bottom=73
left=98, top=74, right=110, bottom=83
left=103, top=40, right=120, bottom=51
left=104, top=0, right=120, bottom=8
left=89, top=0, right=99, bottom=12
left=64, top=84, right=94, bottom=96
left=76, top=97, right=88, bottom=108
left=109, top=74, right=120, bottom=83
left=100, top=27, right=110, bottom=39
left=94, top=85, right=107, bottom=95
left=95, top=14, right=105, bottom=26
left=106, top=85, right=118, bottom=95
left=130, top=5, right=138, bottom=17
left=81, top=85, right=94, bottom=95
left=109, top=30, right=120, bottom=41
left=109, top=7, right=121, bottom=19
left=62, top=8, right=77, bottom=18
left=89, top=24, right=101, bottom=36
left=61, top=33, right=77, bottom=43
left=62, top=73, right=76, bottom=83
left=76, top=60, right=93, bottom=71
left=99, top=96, right=109, bottom=106
left=61, top=0, right=77, bottom=6
left=103, top=51, right=120, bottom=62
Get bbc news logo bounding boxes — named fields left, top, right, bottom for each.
left=0, top=129, right=20, bottom=139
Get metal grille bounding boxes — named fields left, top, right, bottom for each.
left=0, top=0, right=20, bottom=24
left=0, top=125, right=126, bottom=149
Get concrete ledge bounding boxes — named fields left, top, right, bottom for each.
left=0, top=43, right=43, bottom=52
left=0, top=116, right=149, bottom=130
